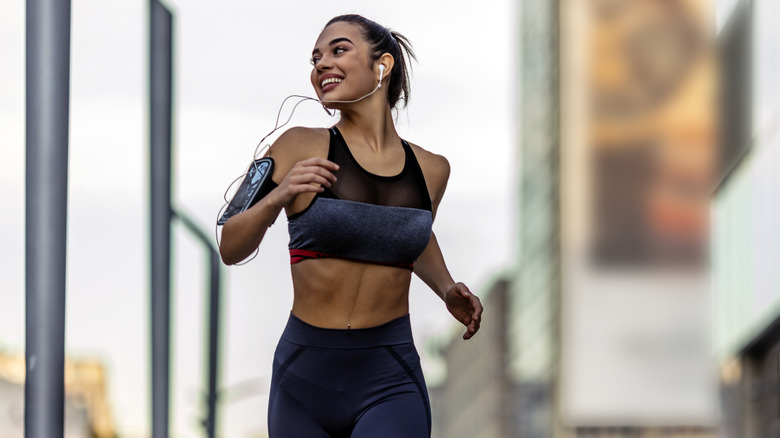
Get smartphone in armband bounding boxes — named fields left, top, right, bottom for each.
left=218, top=157, right=276, bottom=225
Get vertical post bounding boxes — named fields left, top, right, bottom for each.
left=205, top=248, right=221, bottom=438
left=25, top=0, right=71, bottom=437
left=172, top=210, right=223, bottom=438
left=149, top=1, right=173, bottom=437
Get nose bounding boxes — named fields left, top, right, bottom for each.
left=316, top=54, right=334, bottom=72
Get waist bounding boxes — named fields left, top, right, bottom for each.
left=281, top=312, right=414, bottom=348
left=290, top=259, right=412, bottom=328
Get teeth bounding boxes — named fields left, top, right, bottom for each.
left=321, top=77, right=342, bottom=88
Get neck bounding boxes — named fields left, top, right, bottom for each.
left=335, top=98, right=399, bottom=152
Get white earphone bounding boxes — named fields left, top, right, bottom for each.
left=320, top=64, right=387, bottom=105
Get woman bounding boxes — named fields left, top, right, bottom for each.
left=219, top=14, right=482, bottom=438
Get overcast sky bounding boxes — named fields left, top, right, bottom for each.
left=0, top=1, right=518, bottom=436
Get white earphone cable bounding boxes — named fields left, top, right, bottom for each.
left=215, top=67, right=387, bottom=263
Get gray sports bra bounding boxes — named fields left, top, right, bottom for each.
left=287, top=127, right=433, bottom=269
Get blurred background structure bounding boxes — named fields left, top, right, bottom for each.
left=428, top=0, right=757, bottom=437
left=429, top=0, right=780, bottom=438
left=429, top=1, right=562, bottom=437
left=0, top=352, right=116, bottom=437
left=713, top=0, right=780, bottom=437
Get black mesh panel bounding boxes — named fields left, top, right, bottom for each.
left=322, top=127, right=432, bottom=212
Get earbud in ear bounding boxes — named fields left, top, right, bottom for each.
left=378, top=65, right=385, bottom=87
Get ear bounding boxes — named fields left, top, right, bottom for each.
left=376, top=53, right=394, bottom=81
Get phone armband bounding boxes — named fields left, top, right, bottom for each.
left=218, top=157, right=276, bottom=225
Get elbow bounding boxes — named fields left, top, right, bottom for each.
left=219, top=214, right=269, bottom=265
left=218, top=225, right=240, bottom=266
left=218, top=229, right=256, bottom=266
left=218, top=243, right=238, bottom=266
left=219, top=249, right=236, bottom=266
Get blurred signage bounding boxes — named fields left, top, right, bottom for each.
left=560, top=0, right=718, bottom=425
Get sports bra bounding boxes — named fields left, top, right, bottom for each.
left=287, top=127, right=433, bottom=269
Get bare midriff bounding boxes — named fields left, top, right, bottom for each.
left=290, top=258, right=412, bottom=329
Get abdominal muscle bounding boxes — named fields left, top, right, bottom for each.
left=290, top=258, right=413, bottom=329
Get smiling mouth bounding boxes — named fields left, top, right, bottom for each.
left=321, top=77, right=343, bottom=89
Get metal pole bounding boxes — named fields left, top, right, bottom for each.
left=24, top=0, right=71, bottom=437
left=173, top=210, right=223, bottom=438
left=150, top=1, right=173, bottom=437
left=205, top=247, right=221, bottom=438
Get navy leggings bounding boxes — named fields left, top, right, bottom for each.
left=268, top=313, right=431, bottom=438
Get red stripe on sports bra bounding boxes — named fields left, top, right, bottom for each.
left=289, top=249, right=414, bottom=270
left=290, top=249, right=331, bottom=264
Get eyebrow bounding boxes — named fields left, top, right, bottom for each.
left=311, top=37, right=354, bottom=56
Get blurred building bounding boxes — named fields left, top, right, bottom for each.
left=0, top=352, right=116, bottom=438
left=430, top=0, right=559, bottom=436
left=429, top=1, right=720, bottom=437
left=713, top=0, right=780, bottom=437
left=429, top=277, right=513, bottom=438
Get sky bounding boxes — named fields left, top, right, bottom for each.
left=0, top=1, right=517, bottom=436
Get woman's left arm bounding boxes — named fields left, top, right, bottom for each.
left=412, top=146, right=483, bottom=340
left=414, top=233, right=483, bottom=340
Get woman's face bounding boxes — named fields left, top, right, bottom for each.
left=310, top=22, right=377, bottom=104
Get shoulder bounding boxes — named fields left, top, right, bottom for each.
left=407, top=141, right=451, bottom=207
left=266, top=127, right=330, bottom=178
left=267, top=126, right=329, bottom=161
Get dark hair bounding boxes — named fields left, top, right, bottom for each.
left=325, top=14, right=416, bottom=109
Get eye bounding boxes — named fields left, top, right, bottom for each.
left=333, top=46, right=347, bottom=55
left=310, top=56, right=320, bottom=66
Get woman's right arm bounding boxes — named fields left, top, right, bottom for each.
left=219, top=127, right=336, bottom=265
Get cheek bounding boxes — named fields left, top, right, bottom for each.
left=310, top=70, right=318, bottom=90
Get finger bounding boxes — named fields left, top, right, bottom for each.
left=463, top=324, right=476, bottom=340
left=290, top=184, right=327, bottom=195
left=471, top=314, right=479, bottom=330
left=469, top=293, right=482, bottom=316
left=285, top=181, right=327, bottom=197
left=290, top=173, right=334, bottom=188
left=467, top=305, right=481, bottom=337
left=293, top=165, right=338, bottom=181
left=302, top=169, right=338, bottom=186
left=472, top=300, right=483, bottom=323
left=289, top=169, right=338, bottom=187
left=462, top=315, right=479, bottom=340
left=287, top=183, right=324, bottom=195
left=300, top=157, right=340, bottom=171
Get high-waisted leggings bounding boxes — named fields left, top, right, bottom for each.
left=268, top=313, right=431, bottom=438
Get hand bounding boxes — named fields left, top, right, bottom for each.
left=273, top=157, right=339, bottom=207
left=443, top=283, right=483, bottom=340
